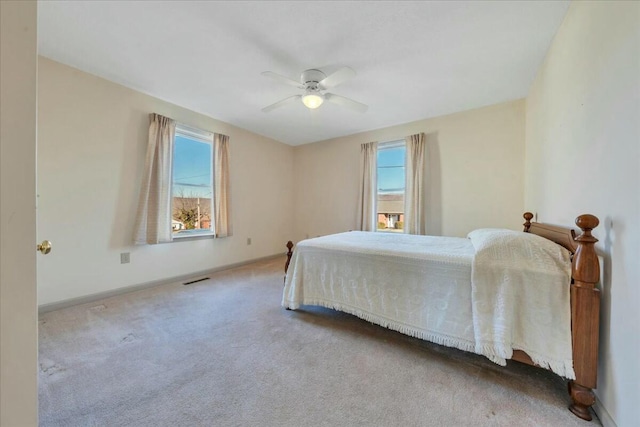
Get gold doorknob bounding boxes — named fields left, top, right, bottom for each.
left=37, top=240, right=52, bottom=255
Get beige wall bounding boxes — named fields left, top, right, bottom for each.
left=0, top=1, right=39, bottom=424
left=292, top=100, right=525, bottom=243
left=525, top=2, right=639, bottom=426
left=37, top=57, right=294, bottom=306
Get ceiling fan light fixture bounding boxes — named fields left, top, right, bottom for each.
left=262, top=67, right=366, bottom=113
left=302, top=92, right=324, bottom=109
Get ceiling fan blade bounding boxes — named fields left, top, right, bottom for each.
left=324, top=93, right=368, bottom=113
left=319, top=67, right=356, bottom=89
left=261, top=95, right=302, bottom=113
left=261, top=71, right=304, bottom=88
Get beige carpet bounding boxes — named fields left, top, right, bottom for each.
left=39, top=256, right=600, bottom=426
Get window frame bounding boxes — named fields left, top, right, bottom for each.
left=171, top=123, right=216, bottom=240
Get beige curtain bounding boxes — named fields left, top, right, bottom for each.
left=133, top=113, right=176, bottom=244
left=214, top=133, right=231, bottom=237
left=357, top=141, right=378, bottom=231
left=404, top=133, right=426, bottom=235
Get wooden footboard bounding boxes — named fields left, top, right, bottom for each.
left=524, top=212, right=600, bottom=421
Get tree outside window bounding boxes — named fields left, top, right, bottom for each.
left=172, top=126, right=214, bottom=238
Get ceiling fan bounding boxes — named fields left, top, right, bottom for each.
left=261, top=67, right=368, bottom=113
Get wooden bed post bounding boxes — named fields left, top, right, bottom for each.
left=523, top=212, right=533, bottom=232
left=284, top=241, right=293, bottom=284
left=568, top=214, right=600, bottom=421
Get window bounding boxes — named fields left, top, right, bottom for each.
left=172, top=124, right=214, bottom=238
left=377, top=140, right=406, bottom=232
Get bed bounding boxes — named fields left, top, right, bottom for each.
left=282, top=213, right=600, bottom=421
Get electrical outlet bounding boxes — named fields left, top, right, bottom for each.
left=247, top=237, right=252, bottom=245
left=120, top=252, right=130, bottom=264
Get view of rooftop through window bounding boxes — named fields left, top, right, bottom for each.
left=377, top=142, right=405, bottom=232
left=172, top=126, right=214, bottom=237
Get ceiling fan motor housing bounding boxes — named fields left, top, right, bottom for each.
left=301, top=69, right=326, bottom=91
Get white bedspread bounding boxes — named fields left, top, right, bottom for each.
left=283, top=232, right=477, bottom=354
left=282, top=230, right=575, bottom=378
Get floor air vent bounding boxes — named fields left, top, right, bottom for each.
left=183, top=277, right=210, bottom=285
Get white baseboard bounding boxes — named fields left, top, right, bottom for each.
left=594, top=395, right=616, bottom=427
left=38, top=253, right=284, bottom=314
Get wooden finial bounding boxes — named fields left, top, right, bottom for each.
left=575, top=214, right=599, bottom=234
left=573, top=215, right=600, bottom=287
left=523, top=212, right=534, bottom=232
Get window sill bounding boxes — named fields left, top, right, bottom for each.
left=172, top=231, right=215, bottom=242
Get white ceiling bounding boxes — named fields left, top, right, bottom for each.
left=37, top=1, right=570, bottom=146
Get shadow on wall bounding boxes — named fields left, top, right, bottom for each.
left=425, top=132, right=442, bottom=236
left=597, top=215, right=617, bottom=406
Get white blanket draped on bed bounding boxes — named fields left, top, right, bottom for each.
left=283, top=230, right=575, bottom=379
left=468, top=229, right=574, bottom=379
